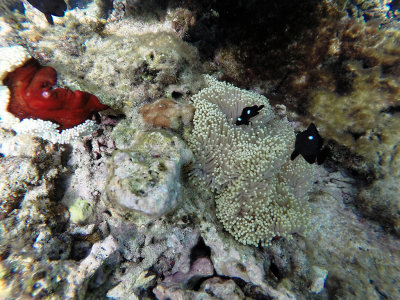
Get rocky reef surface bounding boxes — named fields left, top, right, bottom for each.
left=0, top=0, right=400, bottom=299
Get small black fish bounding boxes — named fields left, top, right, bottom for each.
left=236, top=105, right=264, bottom=126
left=291, top=123, right=327, bottom=165
left=27, top=0, right=67, bottom=25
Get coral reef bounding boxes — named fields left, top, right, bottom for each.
left=140, top=98, right=194, bottom=130
left=0, top=133, right=71, bottom=298
left=1, top=1, right=399, bottom=299
left=32, top=17, right=204, bottom=116
left=187, top=76, right=314, bottom=246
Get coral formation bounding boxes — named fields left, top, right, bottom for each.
left=187, top=76, right=314, bottom=246
left=140, top=98, right=194, bottom=130
left=107, top=130, right=193, bottom=217
left=34, top=23, right=204, bottom=115
left=0, top=45, right=107, bottom=143
left=305, top=18, right=400, bottom=177
left=153, top=256, right=214, bottom=297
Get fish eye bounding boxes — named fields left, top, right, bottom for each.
left=238, top=117, right=242, bottom=121
left=247, top=110, right=251, bottom=115
left=308, top=135, right=314, bottom=140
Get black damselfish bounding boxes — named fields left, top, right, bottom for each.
left=27, top=0, right=67, bottom=25
left=236, top=105, right=264, bottom=125
left=291, top=123, right=327, bottom=165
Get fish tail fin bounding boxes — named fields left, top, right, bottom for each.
left=290, top=150, right=299, bottom=161
left=45, top=13, right=54, bottom=25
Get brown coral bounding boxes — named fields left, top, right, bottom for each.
left=140, top=98, right=194, bottom=130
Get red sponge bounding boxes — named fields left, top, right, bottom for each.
left=4, top=58, right=108, bottom=130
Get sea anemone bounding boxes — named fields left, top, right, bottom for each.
left=186, top=76, right=314, bottom=246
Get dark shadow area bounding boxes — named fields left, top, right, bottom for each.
left=186, top=0, right=328, bottom=83
left=189, top=236, right=211, bottom=265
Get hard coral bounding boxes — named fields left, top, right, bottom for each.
left=4, top=58, right=108, bottom=130
left=35, top=25, right=203, bottom=114
left=140, top=98, right=194, bottom=130
left=186, top=76, right=314, bottom=246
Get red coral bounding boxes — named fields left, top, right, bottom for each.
left=3, top=58, right=108, bottom=130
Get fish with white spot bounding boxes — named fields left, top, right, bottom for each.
left=26, top=0, right=67, bottom=25
left=236, top=105, right=264, bottom=125
left=291, top=123, right=327, bottom=164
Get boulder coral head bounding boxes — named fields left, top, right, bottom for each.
left=4, top=58, right=108, bottom=130
left=187, top=76, right=315, bottom=246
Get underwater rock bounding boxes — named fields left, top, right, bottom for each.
left=153, top=257, right=214, bottom=298
left=105, top=216, right=201, bottom=299
left=107, top=131, right=192, bottom=217
left=0, top=156, right=40, bottom=220
left=107, top=269, right=155, bottom=300
left=1, top=2, right=399, bottom=299
left=309, top=60, right=400, bottom=177
left=0, top=138, right=72, bottom=298
left=308, top=58, right=400, bottom=233
left=200, top=218, right=296, bottom=299
left=309, top=266, right=328, bottom=294
left=356, top=176, right=400, bottom=235
left=200, top=277, right=245, bottom=300
left=64, top=235, right=120, bottom=299
left=305, top=167, right=400, bottom=299
left=162, top=257, right=214, bottom=287
left=153, top=285, right=212, bottom=300
left=0, top=133, right=61, bottom=220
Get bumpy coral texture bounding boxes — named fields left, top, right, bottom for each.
left=36, top=25, right=203, bottom=114
left=187, top=77, right=314, bottom=246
